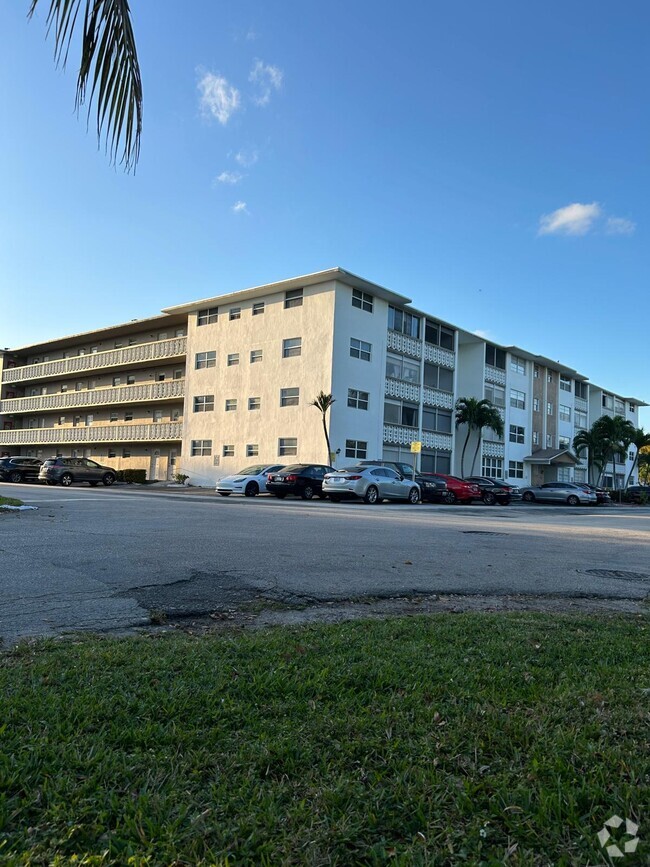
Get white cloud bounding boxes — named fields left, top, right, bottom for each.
left=214, top=171, right=243, bottom=185
left=232, top=201, right=249, bottom=214
left=249, top=59, right=283, bottom=106
left=234, top=148, right=259, bottom=167
left=606, top=216, right=636, bottom=235
left=198, top=72, right=241, bottom=125
left=472, top=329, right=494, bottom=340
left=538, top=202, right=601, bottom=236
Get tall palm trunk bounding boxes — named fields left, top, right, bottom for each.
left=470, top=428, right=483, bottom=475
left=321, top=414, right=332, bottom=465
left=460, top=427, right=472, bottom=477
left=626, top=452, right=640, bottom=489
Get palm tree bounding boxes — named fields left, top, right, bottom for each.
left=591, top=414, right=635, bottom=492
left=572, top=429, right=606, bottom=485
left=625, top=428, right=650, bottom=488
left=469, top=403, right=505, bottom=475
left=29, top=0, right=142, bottom=171
left=311, top=392, right=335, bottom=465
left=455, top=397, right=491, bottom=477
left=638, top=448, right=650, bottom=485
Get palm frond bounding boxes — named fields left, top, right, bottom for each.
left=29, top=0, right=142, bottom=171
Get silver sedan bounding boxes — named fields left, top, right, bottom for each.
left=520, top=482, right=597, bottom=506
left=323, top=465, right=420, bottom=504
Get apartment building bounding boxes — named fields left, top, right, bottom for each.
left=0, top=268, right=645, bottom=485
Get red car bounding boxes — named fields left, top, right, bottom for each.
left=426, top=473, right=482, bottom=504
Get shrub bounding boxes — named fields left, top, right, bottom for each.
left=116, top=469, right=147, bottom=484
left=173, top=473, right=189, bottom=485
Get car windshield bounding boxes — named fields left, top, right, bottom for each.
left=277, top=465, right=304, bottom=473
left=237, top=465, right=266, bottom=475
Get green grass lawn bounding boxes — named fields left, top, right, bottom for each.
left=0, top=496, right=23, bottom=507
left=1, top=614, right=648, bottom=865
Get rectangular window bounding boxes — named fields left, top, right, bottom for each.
left=246, top=444, right=259, bottom=457
left=509, top=424, right=525, bottom=444
left=559, top=436, right=571, bottom=449
left=197, top=307, right=218, bottom=326
left=602, top=393, right=614, bottom=410
left=423, top=363, right=453, bottom=391
left=383, top=400, right=401, bottom=425
left=279, top=437, right=298, bottom=456
left=350, top=338, right=372, bottom=361
left=280, top=387, right=300, bottom=407
left=157, top=373, right=166, bottom=382
left=420, top=450, right=452, bottom=474
left=107, top=447, right=116, bottom=459
left=252, top=301, right=265, bottom=316
left=533, top=365, right=540, bottom=378
left=112, top=376, right=121, bottom=387
left=575, top=381, right=588, bottom=399
left=127, top=375, right=135, bottom=385
left=347, top=388, right=369, bottom=410
left=629, top=402, right=635, bottom=413
left=614, top=399, right=625, bottom=415
left=547, top=372, right=553, bottom=383
left=284, top=288, right=303, bottom=309
left=109, top=412, right=118, bottom=423
left=122, top=448, right=131, bottom=458
left=193, top=395, right=214, bottom=413
left=223, top=444, right=235, bottom=457
left=508, top=461, right=524, bottom=479
left=510, top=389, right=526, bottom=410
left=114, top=341, right=123, bottom=349
left=352, top=288, right=373, bottom=312
left=560, top=375, right=572, bottom=392
left=387, top=355, right=420, bottom=383
left=485, top=344, right=506, bottom=370
left=191, top=440, right=212, bottom=456
left=124, top=409, right=133, bottom=422
left=401, top=404, right=419, bottom=427
left=557, top=467, right=572, bottom=483
left=282, top=337, right=302, bottom=358
left=422, top=408, right=452, bottom=433
left=153, top=410, right=163, bottom=423
left=532, top=430, right=539, bottom=445
left=345, top=440, right=368, bottom=459
left=533, top=398, right=540, bottom=412
left=510, top=355, right=526, bottom=375
left=195, top=351, right=216, bottom=369
left=424, top=320, right=454, bottom=349
left=90, top=346, right=98, bottom=354
left=485, top=384, right=505, bottom=407
left=227, top=353, right=239, bottom=366
left=547, top=402, right=554, bottom=416
left=229, top=307, right=241, bottom=321
left=75, top=381, right=85, bottom=392
left=225, top=399, right=237, bottom=412
left=248, top=397, right=261, bottom=410
left=250, top=349, right=263, bottom=363
left=574, top=468, right=587, bottom=483
left=481, top=457, right=503, bottom=479
left=546, top=434, right=554, bottom=448
left=559, top=404, right=571, bottom=422
left=173, top=369, right=183, bottom=380
left=58, top=416, right=66, bottom=426
left=388, top=306, right=421, bottom=338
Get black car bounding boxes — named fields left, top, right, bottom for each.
left=0, top=456, right=43, bottom=483
left=627, top=484, right=650, bottom=504
left=414, top=473, right=449, bottom=502
left=573, top=482, right=611, bottom=505
left=266, top=464, right=335, bottom=499
left=464, top=476, right=521, bottom=505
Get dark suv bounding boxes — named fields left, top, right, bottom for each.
left=38, top=458, right=117, bottom=487
left=0, top=456, right=43, bottom=483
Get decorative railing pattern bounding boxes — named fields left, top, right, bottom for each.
left=0, top=379, right=185, bottom=415
left=383, top=424, right=452, bottom=452
left=482, top=441, right=505, bottom=458
left=423, top=344, right=455, bottom=368
left=386, top=331, right=422, bottom=359
left=422, top=387, right=454, bottom=410
left=574, top=397, right=588, bottom=413
left=2, top=337, right=187, bottom=384
left=384, top=378, right=420, bottom=402
left=0, top=422, right=183, bottom=446
left=484, top=365, right=506, bottom=386
left=421, top=431, right=453, bottom=451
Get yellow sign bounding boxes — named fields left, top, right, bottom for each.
left=410, top=441, right=422, bottom=453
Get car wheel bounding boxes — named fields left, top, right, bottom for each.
left=244, top=482, right=259, bottom=497
left=567, top=495, right=580, bottom=506
left=522, top=491, right=535, bottom=503
left=482, top=491, right=496, bottom=506
left=301, top=485, right=315, bottom=500
left=329, top=495, right=342, bottom=503
left=60, top=473, right=73, bottom=487
left=444, top=491, right=457, bottom=505
left=102, top=473, right=116, bottom=487
left=219, top=492, right=231, bottom=497
left=8, top=470, right=22, bottom=483
left=364, top=485, right=379, bottom=505
left=407, top=487, right=420, bottom=504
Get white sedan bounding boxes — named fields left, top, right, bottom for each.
left=216, top=464, right=285, bottom=497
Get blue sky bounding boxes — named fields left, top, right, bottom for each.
left=1, top=1, right=648, bottom=426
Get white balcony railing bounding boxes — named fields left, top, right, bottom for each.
left=422, top=387, right=454, bottom=410
left=0, top=379, right=185, bottom=415
left=386, top=330, right=422, bottom=359
left=482, top=441, right=505, bottom=458
left=384, top=378, right=420, bottom=402
left=574, top=397, right=588, bottom=413
left=383, top=424, right=453, bottom=452
left=484, top=365, right=506, bottom=386
left=2, top=337, right=187, bottom=384
left=0, top=422, right=183, bottom=446
left=423, top=344, right=455, bottom=369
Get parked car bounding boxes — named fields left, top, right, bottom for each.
left=358, top=459, right=417, bottom=479
left=429, top=473, right=481, bottom=504
left=520, top=482, right=597, bottom=506
left=573, top=482, right=611, bottom=505
left=0, top=456, right=43, bottom=484
left=463, top=476, right=522, bottom=505
left=414, top=473, right=449, bottom=503
left=324, top=465, right=421, bottom=504
left=266, top=464, right=334, bottom=499
left=38, top=457, right=117, bottom=487
left=216, top=464, right=285, bottom=497
left=626, top=484, right=650, bottom=504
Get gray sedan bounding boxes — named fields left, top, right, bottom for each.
left=520, top=482, right=597, bottom=506
left=323, top=465, right=420, bottom=504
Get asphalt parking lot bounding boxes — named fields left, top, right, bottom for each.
left=2, top=482, right=649, bottom=643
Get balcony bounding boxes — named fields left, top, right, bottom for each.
left=484, top=364, right=506, bottom=386
left=422, top=387, right=454, bottom=410
left=574, top=396, right=588, bottom=413
left=387, top=330, right=422, bottom=359
left=0, top=379, right=185, bottom=415
left=2, top=337, right=187, bottom=384
left=423, top=344, right=455, bottom=368
left=385, top=378, right=420, bottom=402
left=0, top=421, right=183, bottom=446
left=482, top=441, right=505, bottom=459
left=383, top=424, right=453, bottom=452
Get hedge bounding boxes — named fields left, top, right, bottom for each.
left=115, top=469, right=147, bottom=484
